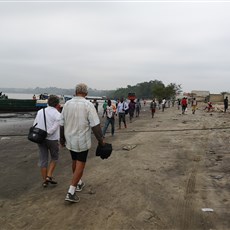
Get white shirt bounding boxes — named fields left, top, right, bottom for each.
left=106, top=105, right=114, bottom=118
left=117, top=101, right=128, bottom=113
left=33, top=106, right=61, bottom=140
left=60, top=96, right=100, bottom=152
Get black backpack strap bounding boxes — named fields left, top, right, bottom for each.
left=43, top=108, right=47, bottom=131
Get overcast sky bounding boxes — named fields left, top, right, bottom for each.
left=0, top=1, right=230, bottom=93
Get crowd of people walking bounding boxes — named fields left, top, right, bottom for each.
left=32, top=84, right=229, bottom=204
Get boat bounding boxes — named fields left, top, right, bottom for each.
left=0, top=98, right=40, bottom=112
left=0, top=93, right=47, bottom=113
left=0, top=93, right=68, bottom=113
left=36, top=99, right=48, bottom=108
left=35, top=95, right=69, bottom=109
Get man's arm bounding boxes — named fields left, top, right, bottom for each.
left=92, top=124, right=104, bottom=146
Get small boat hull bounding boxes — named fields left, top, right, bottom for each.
left=0, top=99, right=41, bottom=113
left=36, top=99, right=48, bottom=108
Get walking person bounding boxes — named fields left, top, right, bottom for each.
left=181, top=97, right=187, bottom=114
left=102, top=99, right=115, bottom=137
left=162, top=98, right=166, bottom=112
left=33, top=95, right=61, bottom=188
left=135, top=98, right=141, bottom=117
left=117, top=97, right=128, bottom=129
left=177, top=99, right=181, bottom=110
left=150, top=99, right=157, bottom=118
left=102, top=100, right=107, bottom=117
left=60, top=83, right=104, bottom=203
left=191, top=97, right=198, bottom=114
left=92, top=99, right=99, bottom=113
left=158, top=99, right=162, bottom=110
left=128, top=99, right=136, bottom=123
left=224, top=96, right=228, bottom=113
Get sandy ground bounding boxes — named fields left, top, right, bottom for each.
left=0, top=103, right=230, bottom=230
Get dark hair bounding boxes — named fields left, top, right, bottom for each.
left=48, top=95, right=59, bottom=107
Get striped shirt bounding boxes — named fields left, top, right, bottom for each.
left=60, top=96, right=100, bottom=152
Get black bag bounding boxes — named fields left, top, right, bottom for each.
left=28, top=108, right=47, bottom=144
left=96, top=143, right=113, bottom=160
left=28, top=126, right=47, bottom=143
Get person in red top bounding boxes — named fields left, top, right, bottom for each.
left=204, top=101, right=213, bottom=112
left=128, top=99, right=136, bottom=123
left=181, top=97, right=187, bottom=114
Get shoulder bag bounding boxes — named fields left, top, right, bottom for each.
left=28, top=108, right=47, bottom=144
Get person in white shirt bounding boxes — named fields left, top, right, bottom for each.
left=161, top=98, right=166, bottom=112
left=191, top=97, right=198, bottom=114
left=102, top=99, right=116, bottom=137
left=33, top=95, right=61, bottom=188
left=60, top=83, right=104, bottom=203
left=116, top=97, right=128, bottom=129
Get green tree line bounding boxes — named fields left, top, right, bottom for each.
left=107, top=80, right=182, bottom=101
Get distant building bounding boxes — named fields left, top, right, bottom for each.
left=191, top=90, right=210, bottom=102
left=209, top=94, right=223, bottom=103
left=191, top=90, right=210, bottom=97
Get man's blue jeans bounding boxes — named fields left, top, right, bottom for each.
left=102, top=117, right=115, bottom=136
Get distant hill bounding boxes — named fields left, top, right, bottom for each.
left=0, top=87, right=112, bottom=97
left=0, top=80, right=183, bottom=100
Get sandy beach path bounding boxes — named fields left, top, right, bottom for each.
left=0, top=104, right=230, bottom=230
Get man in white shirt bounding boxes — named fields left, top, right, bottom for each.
left=116, top=97, right=128, bottom=129
left=60, top=83, right=104, bottom=203
left=161, top=98, right=166, bottom=112
left=33, top=95, right=61, bottom=188
left=102, top=99, right=116, bottom=137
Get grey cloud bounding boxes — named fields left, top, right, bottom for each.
left=0, top=2, right=230, bottom=92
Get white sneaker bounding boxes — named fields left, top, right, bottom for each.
left=76, top=182, right=85, bottom=192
